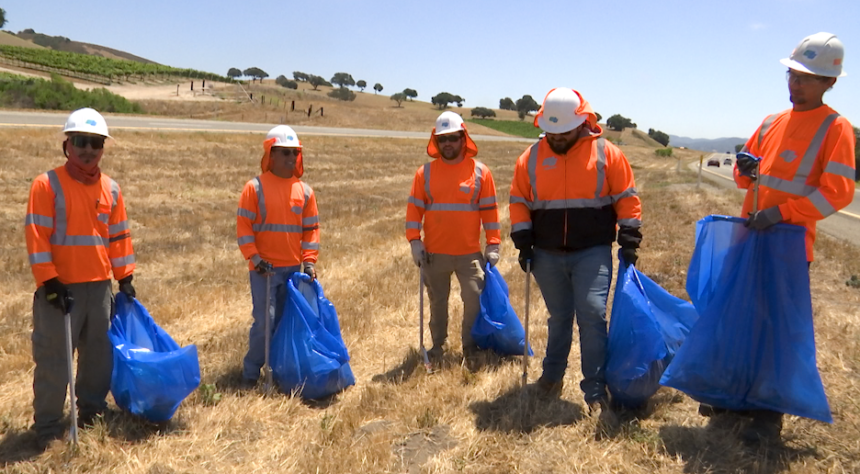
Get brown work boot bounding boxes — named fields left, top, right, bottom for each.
left=536, top=374, right=564, bottom=398
left=427, top=346, right=444, bottom=362
left=590, top=398, right=620, bottom=439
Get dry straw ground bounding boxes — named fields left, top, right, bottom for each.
left=0, top=130, right=858, bottom=473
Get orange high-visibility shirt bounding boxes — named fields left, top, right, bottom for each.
left=405, top=158, right=501, bottom=255
left=734, top=106, right=855, bottom=261
left=237, top=171, right=319, bottom=270
left=25, top=166, right=135, bottom=287
left=509, top=135, right=642, bottom=252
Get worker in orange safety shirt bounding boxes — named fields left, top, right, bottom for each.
left=25, top=108, right=137, bottom=450
left=703, top=32, right=856, bottom=445
left=237, top=125, right=320, bottom=388
left=405, top=111, right=501, bottom=367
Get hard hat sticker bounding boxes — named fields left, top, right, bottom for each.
left=803, top=50, right=817, bottom=59
left=86, top=120, right=98, bottom=126
left=549, top=117, right=559, bottom=123
left=442, top=122, right=449, bottom=127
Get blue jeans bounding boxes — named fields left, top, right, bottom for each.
left=242, top=266, right=299, bottom=381
left=532, top=245, right=612, bottom=403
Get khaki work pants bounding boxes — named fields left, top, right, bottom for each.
left=31, top=280, right=113, bottom=436
left=423, top=252, right=485, bottom=351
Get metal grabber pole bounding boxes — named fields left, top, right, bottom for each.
left=419, top=267, right=432, bottom=373
left=63, top=304, right=78, bottom=445
left=263, top=273, right=273, bottom=392
left=753, top=161, right=761, bottom=214
left=522, top=260, right=532, bottom=389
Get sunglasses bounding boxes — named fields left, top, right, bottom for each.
left=436, top=134, right=462, bottom=144
left=785, top=70, right=828, bottom=85
left=274, top=148, right=301, bottom=157
left=69, top=135, right=105, bottom=149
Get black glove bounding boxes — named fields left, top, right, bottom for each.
left=621, top=248, right=638, bottom=267
left=518, top=247, right=535, bottom=273
left=736, top=153, right=759, bottom=179
left=118, top=275, right=136, bottom=299
left=745, top=206, right=782, bottom=231
left=44, top=277, right=73, bottom=313
left=303, top=262, right=316, bottom=281
left=255, top=259, right=274, bottom=275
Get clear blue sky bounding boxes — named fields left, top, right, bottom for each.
left=4, top=0, right=858, bottom=139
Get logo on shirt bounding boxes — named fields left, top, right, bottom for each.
left=542, top=156, right=557, bottom=170
left=291, top=205, right=302, bottom=214
left=779, top=150, right=798, bottom=163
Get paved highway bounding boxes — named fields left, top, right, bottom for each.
left=0, top=110, right=534, bottom=143
left=692, top=153, right=860, bottom=247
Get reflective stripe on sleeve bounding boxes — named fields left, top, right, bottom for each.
left=110, top=254, right=135, bottom=267
left=237, top=208, right=257, bottom=220
left=510, top=195, right=532, bottom=209
left=618, top=218, right=642, bottom=228
left=25, top=214, right=53, bottom=227
left=808, top=190, right=836, bottom=217
left=405, top=221, right=422, bottom=230
left=483, top=222, right=501, bottom=230
left=408, top=196, right=425, bottom=209
left=478, top=196, right=496, bottom=206
left=824, top=160, right=856, bottom=180
left=611, top=187, right=638, bottom=202
left=238, top=235, right=255, bottom=246
left=511, top=222, right=533, bottom=232
left=302, top=216, right=319, bottom=226
left=301, top=242, right=320, bottom=250
left=28, top=252, right=52, bottom=265
left=109, top=221, right=129, bottom=234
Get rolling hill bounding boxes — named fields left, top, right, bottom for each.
left=4, top=29, right=156, bottom=64
left=668, top=134, right=746, bottom=152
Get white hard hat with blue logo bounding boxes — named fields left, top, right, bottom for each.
left=63, top=108, right=111, bottom=138
left=266, top=125, right=302, bottom=148
left=780, top=32, right=846, bottom=78
left=537, top=88, right=587, bottom=134
left=434, top=111, right=465, bottom=135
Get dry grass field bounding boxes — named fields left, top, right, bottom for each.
left=0, top=130, right=859, bottom=473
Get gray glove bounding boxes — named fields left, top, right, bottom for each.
left=254, top=259, right=274, bottom=275
left=484, top=244, right=500, bottom=267
left=409, top=240, right=427, bottom=267
left=745, top=206, right=782, bottom=230
left=736, top=153, right=760, bottom=180
left=303, top=262, right=316, bottom=281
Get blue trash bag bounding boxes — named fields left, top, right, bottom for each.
left=270, top=273, right=355, bottom=399
left=471, top=262, right=533, bottom=356
left=660, top=215, right=832, bottom=423
left=109, top=293, right=201, bottom=422
left=607, top=250, right=699, bottom=407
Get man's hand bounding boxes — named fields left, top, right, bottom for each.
left=303, top=262, right=316, bottom=281
left=484, top=244, right=500, bottom=268
left=745, top=206, right=783, bottom=231
left=118, top=275, right=136, bottom=299
left=736, top=153, right=760, bottom=180
left=518, top=247, right=534, bottom=273
left=409, top=240, right=427, bottom=267
left=44, top=277, right=73, bottom=313
left=621, top=248, right=638, bottom=267
left=255, top=260, right=274, bottom=275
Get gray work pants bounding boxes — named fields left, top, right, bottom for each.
left=32, top=280, right=113, bottom=436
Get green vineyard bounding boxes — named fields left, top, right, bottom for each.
left=0, top=45, right=232, bottom=84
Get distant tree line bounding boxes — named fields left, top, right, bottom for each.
left=607, top=114, right=637, bottom=131
left=432, top=92, right=464, bottom=109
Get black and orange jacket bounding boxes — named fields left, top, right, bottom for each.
left=509, top=99, right=641, bottom=253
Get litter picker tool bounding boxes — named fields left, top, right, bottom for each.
left=263, top=273, right=273, bottom=392
left=57, top=296, right=78, bottom=446
left=419, top=267, right=432, bottom=373
left=522, top=260, right=531, bottom=388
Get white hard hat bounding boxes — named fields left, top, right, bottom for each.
left=780, top=32, right=847, bottom=78
left=434, top=111, right=465, bottom=135
left=63, top=108, right=111, bottom=138
left=266, top=125, right=302, bottom=148
left=537, top=88, right=587, bottom=134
